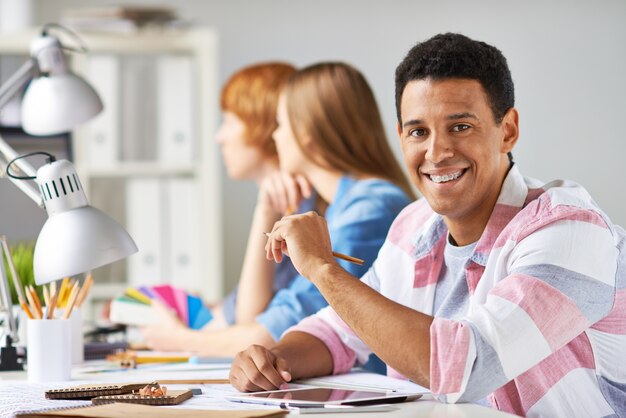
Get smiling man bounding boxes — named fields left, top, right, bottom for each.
left=229, top=33, right=626, bottom=417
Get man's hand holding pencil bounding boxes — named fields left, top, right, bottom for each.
left=264, top=211, right=357, bottom=281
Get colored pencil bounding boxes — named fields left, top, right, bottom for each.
left=62, top=282, right=80, bottom=319
left=263, top=232, right=365, bottom=265
left=43, top=285, right=50, bottom=307
left=29, top=285, right=43, bottom=319
left=75, top=274, right=93, bottom=307
left=24, top=287, right=41, bottom=319
left=57, top=277, right=69, bottom=308
left=47, top=286, right=59, bottom=320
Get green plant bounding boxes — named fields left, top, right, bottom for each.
left=2, top=241, right=35, bottom=305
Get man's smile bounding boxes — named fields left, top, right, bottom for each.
left=421, top=168, right=468, bottom=185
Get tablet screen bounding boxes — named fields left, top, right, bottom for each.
left=227, top=387, right=420, bottom=406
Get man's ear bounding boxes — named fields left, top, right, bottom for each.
left=397, top=122, right=403, bottom=139
left=500, top=107, right=519, bottom=153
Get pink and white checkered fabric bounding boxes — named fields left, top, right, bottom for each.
left=289, top=165, right=626, bottom=417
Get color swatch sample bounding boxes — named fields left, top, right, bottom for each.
left=111, top=284, right=212, bottom=329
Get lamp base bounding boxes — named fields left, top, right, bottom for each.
left=0, top=336, right=24, bottom=371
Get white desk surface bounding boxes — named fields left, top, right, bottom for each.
left=0, top=366, right=518, bottom=418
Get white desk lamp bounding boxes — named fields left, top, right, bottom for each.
left=0, top=24, right=138, bottom=370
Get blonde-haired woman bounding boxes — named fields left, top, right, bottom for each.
left=213, top=61, right=310, bottom=327
left=143, top=61, right=307, bottom=338
left=143, top=62, right=413, bottom=364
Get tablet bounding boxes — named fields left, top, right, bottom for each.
left=225, top=387, right=422, bottom=407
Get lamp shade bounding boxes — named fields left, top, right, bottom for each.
left=33, top=205, right=137, bottom=284
left=33, top=159, right=137, bottom=284
left=21, top=73, right=103, bottom=136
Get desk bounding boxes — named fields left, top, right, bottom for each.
left=0, top=367, right=517, bottom=418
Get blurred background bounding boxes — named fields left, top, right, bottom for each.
left=1, top=0, right=625, bottom=316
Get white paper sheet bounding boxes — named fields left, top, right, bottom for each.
left=0, top=381, right=91, bottom=418
left=295, top=370, right=430, bottom=394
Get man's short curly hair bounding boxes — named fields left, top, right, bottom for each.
left=395, top=33, right=515, bottom=125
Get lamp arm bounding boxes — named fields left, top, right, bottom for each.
left=0, top=136, right=43, bottom=207
left=0, top=242, right=18, bottom=342
left=0, top=58, right=35, bottom=110
left=0, top=57, right=44, bottom=207
left=0, top=236, right=25, bottom=304
left=1, top=172, right=42, bottom=207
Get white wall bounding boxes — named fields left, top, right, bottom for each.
left=31, top=0, right=626, bottom=292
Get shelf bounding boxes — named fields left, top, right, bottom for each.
left=0, top=27, right=223, bottom=325
left=77, top=162, right=199, bottom=178
left=89, top=282, right=127, bottom=300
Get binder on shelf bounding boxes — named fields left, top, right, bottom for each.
left=126, top=178, right=165, bottom=285
left=120, top=56, right=158, bottom=162
left=156, top=55, right=194, bottom=164
left=167, top=178, right=199, bottom=289
left=85, top=54, right=120, bottom=166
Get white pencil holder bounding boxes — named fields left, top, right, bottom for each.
left=27, top=318, right=71, bottom=382
left=69, top=307, right=84, bottom=364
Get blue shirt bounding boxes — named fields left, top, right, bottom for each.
left=221, top=198, right=313, bottom=325
left=256, top=176, right=411, bottom=340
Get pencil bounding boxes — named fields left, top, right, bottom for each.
left=47, top=286, right=58, bottom=320
left=29, top=285, right=44, bottom=319
left=134, top=356, right=190, bottom=364
left=64, top=279, right=76, bottom=306
left=58, top=277, right=69, bottom=308
left=62, top=282, right=80, bottom=319
left=75, top=274, right=93, bottom=307
left=24, top=287, right=41, bottom=319
left=20, top=301, right=34, bottom=320
left=263, top=232, right=365, bottom=265
left=43, top=285, right=50, bottom=307
left=332, top=252, right=365, bottom=265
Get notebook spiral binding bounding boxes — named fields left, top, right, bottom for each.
left=91, top=390, right=193, bottom=405
left=45, top=383, right=150, bottom=400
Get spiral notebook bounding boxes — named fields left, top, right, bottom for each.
left=45, top=383, right=192, bottom=405
left=91, top=389, right=192, bottom=405
left=45, top=383, right=153, bottom=400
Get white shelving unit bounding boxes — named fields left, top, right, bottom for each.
left=0, top=28, right=223, bottom=321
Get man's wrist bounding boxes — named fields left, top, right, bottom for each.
left=309, top=259, right=344, bottom=287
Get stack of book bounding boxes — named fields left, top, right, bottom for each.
left=60, top=6, right=181, bottom=33
left=109, top=284, right=213, bottom=329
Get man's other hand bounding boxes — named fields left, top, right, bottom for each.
left=229, top=344, right=292, bottom=392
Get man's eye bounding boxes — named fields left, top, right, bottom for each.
left=410, top=128, right=426, bottom=137
left=451, top=124, right=470, bottom=132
